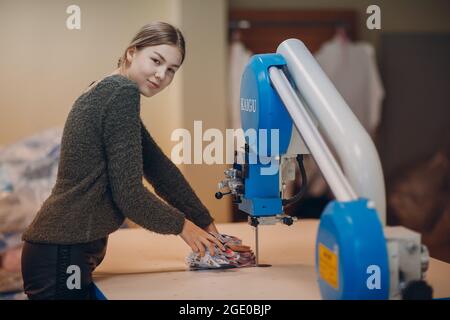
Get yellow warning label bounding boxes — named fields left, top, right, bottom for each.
left=318, top=243, right=339, bottom=289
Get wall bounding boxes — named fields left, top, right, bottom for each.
left=0, top=0, right=175, bottom=144
left=173, top=0, right=231, bottom=222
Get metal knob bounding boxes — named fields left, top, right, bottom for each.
left=215, top=191, right=231, bottom=199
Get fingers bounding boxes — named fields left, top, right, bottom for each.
left=195, top=237, right=220, bottom=257
left=207, top=234, right=225, bottom=251
left=182, top=223, right=233, bottom=257
left=205, top=240, right=215, bottom=257
left=194, top=240, right=206, bottom=257
left=198, top=236, right=217, bottom=256
left=190, top=242, right=199, bottom=255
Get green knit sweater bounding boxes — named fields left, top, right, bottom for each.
left=22, top=74, right=213, bottom=244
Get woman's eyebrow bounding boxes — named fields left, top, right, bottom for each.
left=154, top=51, right=180, bottom=68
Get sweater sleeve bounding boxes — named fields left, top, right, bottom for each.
left=103, top=84, right=185, bottom=235
left=140, top=121, right=214, bottom=229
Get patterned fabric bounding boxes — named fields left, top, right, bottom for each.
left=186, top=233, right=255, bottom=270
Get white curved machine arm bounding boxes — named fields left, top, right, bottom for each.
left=275, top=39, right=386, bottom=224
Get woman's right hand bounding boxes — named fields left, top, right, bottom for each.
left=179, top=219, right=225, bottom=257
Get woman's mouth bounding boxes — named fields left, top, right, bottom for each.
left=147, top=79, right=160, bottom=89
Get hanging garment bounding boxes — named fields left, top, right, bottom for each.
left=304, top=36, right=385, bottom=197
left=314, top=35, right=385, bottom=135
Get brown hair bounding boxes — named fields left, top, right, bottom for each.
left=117, top=21, right=185, bottom=70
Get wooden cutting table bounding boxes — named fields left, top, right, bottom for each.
left=93, top=220, right=450, bottom=300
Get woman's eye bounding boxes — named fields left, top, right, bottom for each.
left=152, top=58, right=160, bottom=65
left=168, top=68, right=175, bottom=74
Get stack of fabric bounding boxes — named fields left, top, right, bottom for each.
left=0, top=128, right=62, bottom=299
left=186, top=232, right=255, bottom=270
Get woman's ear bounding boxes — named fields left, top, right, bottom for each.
left=125, top=46, right=137, bottom=65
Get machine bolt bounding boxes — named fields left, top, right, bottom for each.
left=282, top=217, right=293, bottom=226
left=249, top=216, right=259, bottom=227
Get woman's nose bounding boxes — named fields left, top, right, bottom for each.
left=155, top=70, right=165, bottom=82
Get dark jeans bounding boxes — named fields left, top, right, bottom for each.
left=21, top=237, right=108, bottom=300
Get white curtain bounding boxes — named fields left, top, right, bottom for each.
left=305, top=34, right=385, bottom=197
left=315, top=34, right=385, bottom=135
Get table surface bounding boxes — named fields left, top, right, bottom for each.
left=93, top=220, right=450, bottom=300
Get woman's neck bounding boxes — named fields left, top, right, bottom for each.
left=82, top=68, right=129, bottom=95
left=109, top=68, right=123, bottom=76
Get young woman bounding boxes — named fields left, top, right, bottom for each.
left=21, top=22, right=225, bottom=300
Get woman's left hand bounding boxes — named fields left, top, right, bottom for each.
left=204, top=222, right=219, bottom=234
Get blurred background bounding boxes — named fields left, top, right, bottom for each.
left=0, top=0, right=449, bottom=297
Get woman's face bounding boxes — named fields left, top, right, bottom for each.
left=125, top=44, right=182, bottom=97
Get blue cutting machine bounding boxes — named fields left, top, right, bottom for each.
left=216, top=39, right=431, bottom=300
